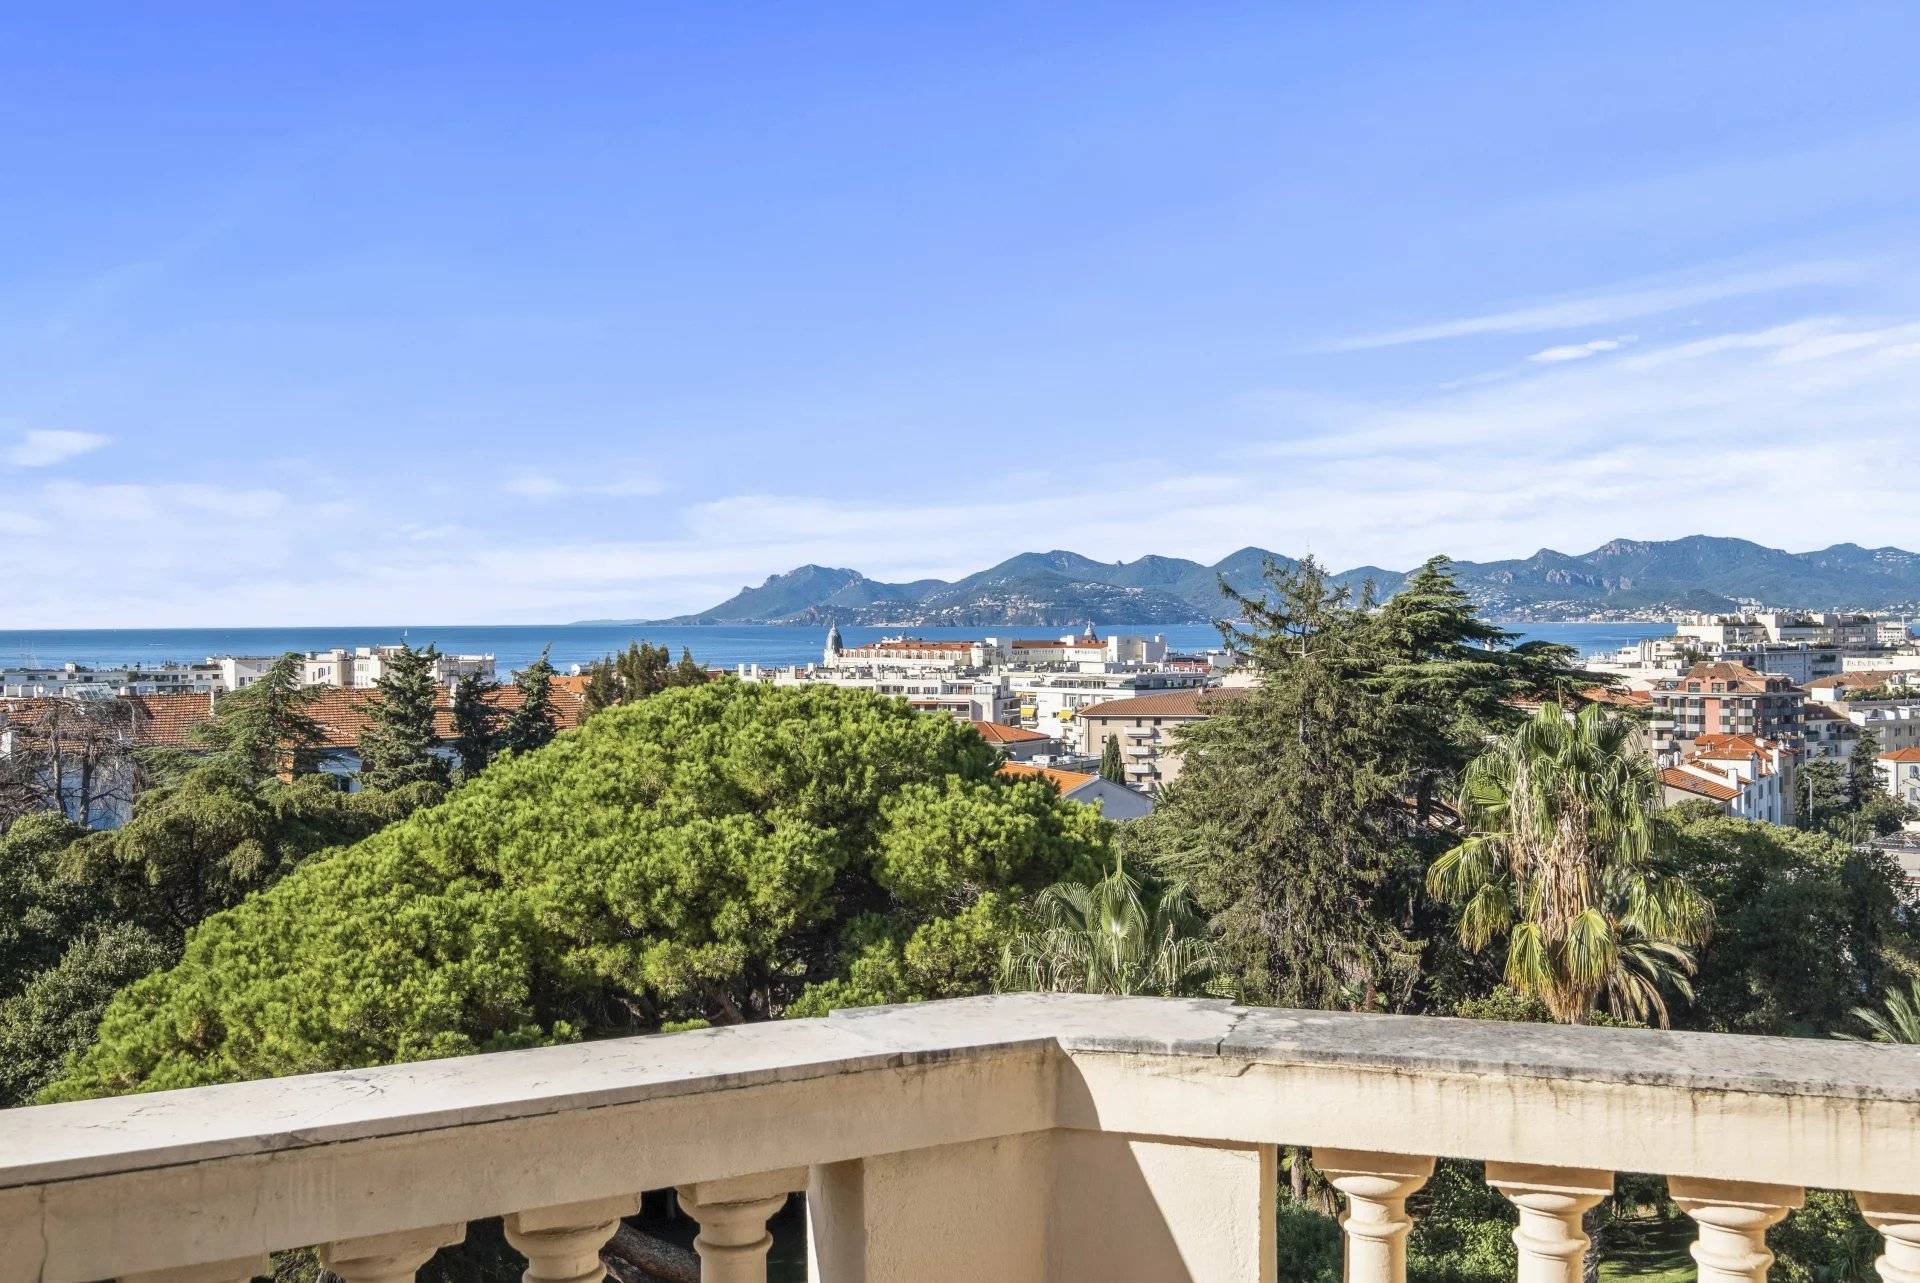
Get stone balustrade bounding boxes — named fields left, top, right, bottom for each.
left=3, top=993, right=1919, bottom=1283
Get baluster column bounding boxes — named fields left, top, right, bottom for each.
left=320, top=1224, right=466, bottom=1283
left=123, top=1257, right=271, bottom=1283
left=677, top=1168, right=805, bottom=1283
left=1671, top=1178, right=1803, bottom=1283
left=1314, top=1148, right=1436, bottom=1283
left=1486, top=1164, right=1613, bottom=1283
left=1856, top=1193, right=1920, bottom=1283
left=505, top=1194, right=641, bottom=1283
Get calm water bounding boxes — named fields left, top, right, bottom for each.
left=0, top=621, right=1672, bottom=674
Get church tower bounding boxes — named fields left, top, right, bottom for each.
left=824, top=621, right=843, bottom=666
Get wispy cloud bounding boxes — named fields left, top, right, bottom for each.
left=501, top=472, right=666, bottom=500
left=3, top=429, right=109, bottom=467
left=9, top=300, right=1920, bottom=626
left=1526, top=335, right=1636, bottom=364
left=1321, top=261, right=1859, bottom=352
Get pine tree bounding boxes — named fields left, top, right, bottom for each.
left=450, top=673, right=500, bottom=778
left=580, top=642, right=708, bottom=715
left=1371, top=556, right=1602, bottom=822
left=359, top=644, right=451, bottom=791
left=500, top=648, right=558, bottom=756
left=674, top=647, right=707, bottom=686
left=1099, top=736, right=1126, bottom=784
left=1798, top=758, right=1849, bottom=831
left=1131, top=556, right=1423, bottom=1009
left=193, top=653, right=323, bottom=777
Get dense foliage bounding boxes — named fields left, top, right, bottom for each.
left=581, top=641, right=708, bottom=712
left=997, top=853, right=1217, bottom=997
left=1126, top=555, right=1593, bottom=1011
left=1429, top=703, right=1708, bottom=1025
left=45, top=681, right=1108, bottom=1098
left=1666, top=808, right=1920, bottom=1037
left=0, top=671, right=441, bottom=1105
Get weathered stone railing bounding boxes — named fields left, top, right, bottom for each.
left=4, top=993, right=1919, bottom=1283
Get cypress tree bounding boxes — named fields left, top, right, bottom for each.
left=1099, top=736, right=1126, bottom=784
left=1849, top=728, right=1883, bottom=812
left=359, top=644, right=451, bottom=791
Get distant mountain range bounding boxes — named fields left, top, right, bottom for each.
left=580, top=538, right=1920, bottom=627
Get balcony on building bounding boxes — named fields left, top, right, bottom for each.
left=3, top=993, right=1919, bottom=1283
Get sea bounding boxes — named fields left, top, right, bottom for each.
left=0, top=621, right=1674, bottom=675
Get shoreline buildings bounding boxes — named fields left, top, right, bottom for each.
left=736, top=625, right=1231, bottom=772
left=2, top=645, right=495, bottom=699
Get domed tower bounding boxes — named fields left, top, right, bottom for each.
left=824, top=621, right=843, bottom=666
left=1081, top=620, right=1098, bottom=642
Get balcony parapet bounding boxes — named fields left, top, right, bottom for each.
left=3, top=993, right=1919, bottom=1282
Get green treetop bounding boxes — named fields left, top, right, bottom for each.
left=1130, top=556, right=1423, bottom=1010
left=45, top=681, right=1108, bottom=1099
left=581, top=641, right=709, bottom=714
left=1849, top=727, right=1884, bottom=811
left=498, top=647, right=557, bottom=756
left=449, top=672, right=500, bottom=778
left=1427, top=703, right=1710, bottom=1025
left=192, top=653, right=323, bottom=777
left=359, top=643, right=452, bottom=792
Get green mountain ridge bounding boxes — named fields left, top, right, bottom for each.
left=591, top=538, right=1920, bottom=627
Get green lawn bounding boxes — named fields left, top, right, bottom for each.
left=1602, top=1215, right=1694, bottom=1283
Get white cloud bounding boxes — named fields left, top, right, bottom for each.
left=1526, top=335, right=1636, bottom=363
left=8, top=298, right=1920, bottom=626
left=3, top=429, right=109, bottom=467
left=502, top=472, right=665, bottom=500
left=1322, top=261, right=1857, bottom=351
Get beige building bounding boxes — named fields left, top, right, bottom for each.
left=1076, top=688, right=1244, bottom=793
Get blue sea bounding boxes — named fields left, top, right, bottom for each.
left=0, top=621, right=1673, bottom=674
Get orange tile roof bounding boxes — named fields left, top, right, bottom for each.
left=1811, top=671, right=1908, bottom=691
left=1660, top=767, right=1741, bottom=802
left=1581, top=686, right=1653, bottom=707
left=970, top=720, right=1050, bottom=744
left=1881, top=747, right=1920, bottom=763
left=846, top=640, right=975, bottom=653
left=998, top=761, right=1099, bottom=793
left=8, top=683, right=587, bottom=753
left=1684, top=661, right=1769, bottom=682
left=1076, top=687, right=1247, bottom=720
left=1691, top=733, right=1767, bottom=757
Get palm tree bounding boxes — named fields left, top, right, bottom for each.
left=1843, top=979, right=1920, bottom=1043
left=999, top=853, right=1219, bottom=997
left=1427, top=703, right=1710, bottom=1026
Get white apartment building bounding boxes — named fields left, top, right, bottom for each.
left=1658, top=734, right=1796, bottom=825
left=1879, top=748, right=1920, bottom=808
left=1, top=662, right=226, bottom=699
left=1876, top=620, right=1917, bottom=647
left=821, top=625, right=1169, bottom=673
left=302, top=646, right=496, bottom=689
left=1843, top=653, right=1920, bottom=674
left=750, top=664, right=1017, bottom=724
left=1005, top=668, right=1211, bottom=739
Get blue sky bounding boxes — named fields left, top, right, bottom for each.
left=4, top=4, right=1920, bottom=625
